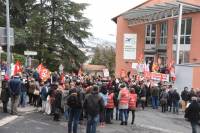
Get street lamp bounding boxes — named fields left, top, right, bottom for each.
left=0, top=46, right=2, bottom=90
left=6, top=0, right=11, bottom=77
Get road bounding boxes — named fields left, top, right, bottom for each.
left=0, top=107, right=199, bottom=133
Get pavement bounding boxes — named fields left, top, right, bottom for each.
left=0, top=105, right=198, bottom=133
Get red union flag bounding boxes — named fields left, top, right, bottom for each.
left=39, top=67, right=50, bottom=81
left=36, top=64, right=44, bottom=73
left=14, top=61, right=22, bottom=75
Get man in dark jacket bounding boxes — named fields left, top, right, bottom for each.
left=181, top=87, right=190, bottom=111
left=172, top=88, right=180, bottom=113
left=8, top=75, right=22, bottom=115
left=185, top=96, right=200, bottom=133
left=1, top=78, right=10, bottom=113
left=84, top=85, right=104, bottom=133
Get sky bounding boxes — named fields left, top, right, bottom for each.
left=72, top=0, right=147, bottom=42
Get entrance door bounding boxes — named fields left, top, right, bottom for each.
left=145, top=55, right=154, bottom=72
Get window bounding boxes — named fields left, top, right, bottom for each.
left=173, top=50, right=190, bottom=64
left=160, top=22, right=168, bottom=45
left=173, top=18, right=192, bottom=45
left=145, top=24, right=156, bottom=45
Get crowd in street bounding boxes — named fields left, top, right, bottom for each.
left=0, top=70, right=200, bottom=133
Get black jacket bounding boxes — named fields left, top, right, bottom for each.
left=181, top=90, right=190, bottom=101
left=83, top=92, right=104, bottom=117
left=185, top=101, right=200, bottom=122
left=171, top=91, right=180, bottom=102
left=1, top=80, right=10, bottom=102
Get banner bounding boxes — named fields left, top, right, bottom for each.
left=123, top=34, right=137, bottom=60
left=144, top=72, right=169, bottom=82
left=103, top=69, right=109, bottom=77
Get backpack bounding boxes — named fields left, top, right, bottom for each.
left=67, top=92, right=81, bottom=108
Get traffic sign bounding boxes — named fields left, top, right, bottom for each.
left=0, top=27, right=14, bottom=46
left=24, top=51, right=37, bottom=56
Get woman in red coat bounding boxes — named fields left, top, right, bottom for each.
left=128, top=87, right=137, bottom=125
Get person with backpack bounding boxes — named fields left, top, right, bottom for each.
left=84, top=85, right=104, bottom=133
left=67, top=82, right=82, bottom=133
left=8, top=75, right=22, bottom=115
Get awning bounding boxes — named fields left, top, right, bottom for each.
left=122, top=0, right=200, bottom=26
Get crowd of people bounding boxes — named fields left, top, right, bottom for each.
left=0, top=69, right=200, bottom=133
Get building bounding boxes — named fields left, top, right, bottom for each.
left=113, top=0, right=200, bottom=78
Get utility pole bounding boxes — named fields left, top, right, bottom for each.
left=176, top=3, right=183, bottom=65
left=6, top=0, right=11, bottom=77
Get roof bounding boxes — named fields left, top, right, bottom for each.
left=112, top=0, right=200, bottom=25
left=82, top=64, right=106, bottom=71
left=112, top=0, right=152, bottom=23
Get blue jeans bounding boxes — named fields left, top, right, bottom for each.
left=152, top=96, right=158, bottom=109
left=68, top=108, right=81, bottom=133
left=86, top=115, right=99, bottom=133
left=191, top=121, right=198, bottom=133
left=172, top=101, right=179, bottom=113
left=20, top=92, right=27, bottom=107
left=119, top=109, right=128, bottom=122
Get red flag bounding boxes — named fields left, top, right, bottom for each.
left=39, top=67, right=50, bottom=81
left=36, top=64, right=44, bottom=73
left=14, top=61, right=22, bottom=75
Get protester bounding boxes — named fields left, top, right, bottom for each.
left=151, top=83, right=159, bottom=109
left=53, top=85, right=63, bottom=121
left=160, top=87, right=168, bottom=113
left=1, top=77, right=10, bottom=113
left=19, top=78, right=27, bottom=107
left=181, top=87, right=190, bottom=111
left=99, top=85, right=108, bottom=127
left=8, top=74, right=22, bottom=115
left=118, top=84, right=130, bottom=125
left=84, top=85, right=104, bottom=133
left=172, top=88, right=180, bottom=114
left=105, top=88, right=116, bottom=124
left=128, top=87, right=137, bottom=125
left=40, top=82, right=49, bottom=113
left=67, top=83, right=82, bottom=133
left=185, top=96, right=200, bottom=133
left=140, top=83, right=146, bottom=110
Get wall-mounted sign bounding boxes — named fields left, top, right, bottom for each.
left=124, top=34, right=137, bottom=60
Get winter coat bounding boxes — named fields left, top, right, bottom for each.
left=160, top=91, right=168, bottom=105
left=54, top=90, right=62, bottom=109
left=151, top=86, right=159, bottom=97
left=8, top=77, right=22, bottom=96
left=83, top=91, right=104, bottom=117
left=181, top=90, right=190, bottom=101
left=1, top=80, right=10, bottom=102
left=171, top=91, right=180, bottom=102
left=185, top=101, right=200, bottom=122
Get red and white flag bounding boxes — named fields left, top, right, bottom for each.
left=14, top=61, right=22, bottom=75
left=36, top=64, right=44, bottom=73
left=39, top=67, right=50, bottom=82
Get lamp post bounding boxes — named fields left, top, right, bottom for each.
left=6, top=0, right=11, bottom=77
left=0, top=46, right=2, bottom=91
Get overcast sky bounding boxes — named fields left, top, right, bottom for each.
left=72, top=0, right=147, bottom=42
